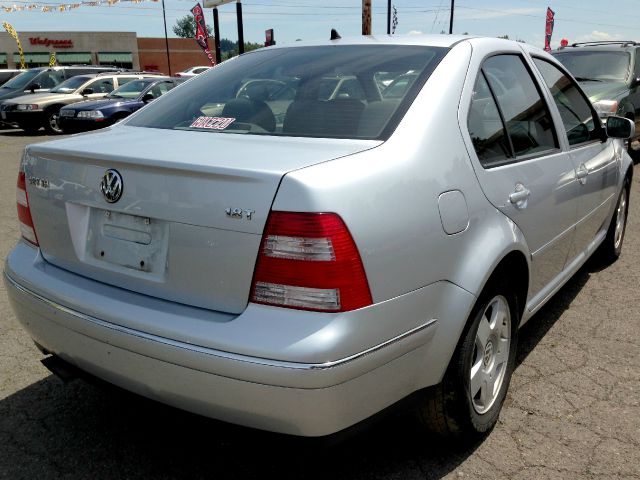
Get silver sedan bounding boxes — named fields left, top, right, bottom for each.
left=4, top=34, right=633, bottom=438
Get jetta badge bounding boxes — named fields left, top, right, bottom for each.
left=100, top=169, right=123, bottom=203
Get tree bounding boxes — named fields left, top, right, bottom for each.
left=497, top=34, right=509, bottom=40
left=172, top=14, right=212, bottom=38
left=219, top=38, right=235, bottom=52
left=220, top=40, right=263, bottom=60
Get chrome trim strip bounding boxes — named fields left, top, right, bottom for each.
left=4, top=271, right=437, bottom=371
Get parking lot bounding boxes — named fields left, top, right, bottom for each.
left=0, top=129, right=638, bottom=480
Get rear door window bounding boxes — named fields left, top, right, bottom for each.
left=468, top=73, right=513, bottom=167
left=148, top=81, right=174, bottom=98
left=86, top=78, right=114, bottom=93
left=468, top=54, right=559, bottom=167
left=483, top=55, right=558, bottom=158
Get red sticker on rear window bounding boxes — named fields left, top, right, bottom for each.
left=190, top=116, right=235, bottom=130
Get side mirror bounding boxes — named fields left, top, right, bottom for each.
left=142, top=93, right=154, bottom=103
left=28, top=83, right=41, bottom=92
left=606, top=115, right=635, bottom=139
left=81, top=88, right=94, bottom=96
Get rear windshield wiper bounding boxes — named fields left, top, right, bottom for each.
left=574, top=76, right=602, bottom=82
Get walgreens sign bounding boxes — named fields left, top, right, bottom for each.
left=29, top=37, right=74, bottom=48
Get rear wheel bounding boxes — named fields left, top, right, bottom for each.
left=44, top=108, right=63, bottom=134
left=597, top=178, right=630, bottom=263
left=419, top=280, right=518, bottom=438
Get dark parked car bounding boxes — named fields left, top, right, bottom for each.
left=59, top=77, right=185, bottom=133
left=3, top=72, right=160, bottom=134
left=554, top=40, right=640, bottom=159
left=0, top=66, right=123, bottom=105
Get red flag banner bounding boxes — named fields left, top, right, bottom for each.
left=191, top=3, right=216, bottom=65
left=544, top=7, right=555, bottom=52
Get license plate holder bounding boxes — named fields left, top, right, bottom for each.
left=86, top=208, right=168, bottom=276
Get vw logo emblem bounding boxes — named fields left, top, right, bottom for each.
left=100, top=169, right=123, bottom=203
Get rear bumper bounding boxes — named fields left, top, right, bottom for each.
left=4, top=241, right=476, bottom=436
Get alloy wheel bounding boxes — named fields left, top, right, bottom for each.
left=614, top=189, right=628, bottom=251
left=470, top=295, right=511, bottom=415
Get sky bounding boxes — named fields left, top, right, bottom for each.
left=1, top=0, right=640, bottom=50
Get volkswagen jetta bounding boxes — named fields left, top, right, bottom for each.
left=4, top=35, right=633, bottom=438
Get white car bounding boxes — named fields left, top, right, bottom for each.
left=174, top=66, right=212, bottom=78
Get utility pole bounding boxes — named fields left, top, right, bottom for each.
left=212, top=7, right=221, bottom=63
left=449, top=0, right=454, bottom=34
left=362, top=0, right=372, bottom=35
left=236, top=0, right=245, bottom=54
left=161, top=0, right=171, bottom=75
left=387, top=0, right=391, bottom=34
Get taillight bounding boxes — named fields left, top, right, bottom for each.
left=250, top=212, right=372, bottom=312
left=16, top=171, right=38, bottom=246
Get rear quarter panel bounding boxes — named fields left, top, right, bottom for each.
left=274, top=40, right=531, bottom=314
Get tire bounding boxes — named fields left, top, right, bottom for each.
left=43, top=108, right=63, bottom=134
left=418, top=279, right=519, bottom=438
left=111, top=112, right=130, bottom=124
left=596, top=178, right=630, bottom=264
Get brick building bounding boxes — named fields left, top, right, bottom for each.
left=0, top=31, right=211, bottom=75
left=137, top=37, right=212, bottom=74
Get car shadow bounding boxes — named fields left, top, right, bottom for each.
left=0, top=128, right=49, bottom=137
left=0, top=259, right=603, bottom=480
left=0, top=372, right=481, bottom=479
left=515, top=255, right=601, bottom=367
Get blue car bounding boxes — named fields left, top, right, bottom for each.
left=59, top=77, right=185, bottom=133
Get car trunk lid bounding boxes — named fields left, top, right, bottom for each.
left=24, top=126, right=378, bottom=313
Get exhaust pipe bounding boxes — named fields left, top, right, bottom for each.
left=41, top=355, right=82, bottom=383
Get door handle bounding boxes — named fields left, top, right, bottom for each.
left=576, top=164, right=589, bottom=185
left=509, top=183, right=530, bottom=209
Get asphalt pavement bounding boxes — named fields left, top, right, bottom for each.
left=0, top=129, right=638, bottom=479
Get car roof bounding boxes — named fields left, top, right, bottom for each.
left=265, top=34, right=474, bottom=51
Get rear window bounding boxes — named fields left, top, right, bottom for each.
left=553, top=50, right=631, bottom=82
left=126, top=45, right=448, bottom=139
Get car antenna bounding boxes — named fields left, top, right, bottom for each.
left=330, top=29, right=341, bottom=40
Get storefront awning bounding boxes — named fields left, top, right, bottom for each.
left=98, top=52, right=132, bottom=63
left=16, top=52, right=50, bottom=63
left=0, top=53, right=6, bottom=64
left=56, top=52, right=92, bottom=64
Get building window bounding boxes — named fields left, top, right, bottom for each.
left=0, top=53, right=7, bottom=68
left=98, top=52, right=133, bottom=69
left=56, top=52, right=92, bottom=65
left=16, top=52, right=50, bottom=68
